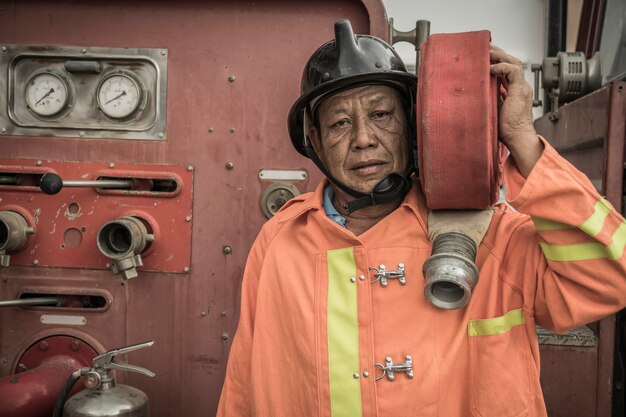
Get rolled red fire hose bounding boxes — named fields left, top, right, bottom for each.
left=417, top=30, right=507, bottom=209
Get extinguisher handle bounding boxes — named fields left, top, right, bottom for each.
left=92, top=340, right=155, bottom=377
left=109, top=361, right=156, bottom=378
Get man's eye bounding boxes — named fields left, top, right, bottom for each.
left=332, top=119, right=350, bottom=128
left=371, top=111, right=390, bottom=120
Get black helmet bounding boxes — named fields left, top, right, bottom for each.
left=288, top=19, right=417, bottom=157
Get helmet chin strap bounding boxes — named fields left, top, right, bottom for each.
left=304, top=145, right=412, bottom=215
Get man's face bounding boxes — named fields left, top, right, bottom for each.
left=309, top=85, right=411, bottom=195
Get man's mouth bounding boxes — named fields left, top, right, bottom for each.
left=350, top=160, right=387, bottom=175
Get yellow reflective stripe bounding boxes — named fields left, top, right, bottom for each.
left=327, top=247, right=362, bottom=417
left=579, top=198, right=612, bottom=237
left=540, top=221, right=626, bottom=261
left=532, top=217, right=573, bottom=231
left=532, top=198, right=612, bottom=234
left=468, top=309, right=525, bottom=336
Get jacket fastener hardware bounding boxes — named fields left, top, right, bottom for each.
left=375, top=354, right=413, bottom=381
left=369, top=263, right=406, bottom=287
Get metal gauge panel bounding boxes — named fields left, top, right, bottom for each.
left=0, top=45, right=167, bottom=140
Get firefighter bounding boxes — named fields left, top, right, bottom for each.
left=217, top=20, right=626, bottom=417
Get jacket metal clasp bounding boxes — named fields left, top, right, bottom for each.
left=375, top=354, right=413, bottom=381
left=369, top=263, right=406, bottom=287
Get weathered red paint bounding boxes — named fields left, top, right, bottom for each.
left=0, top=1, right=387, bottom=416
left=0, top=158, right=193, bottom=273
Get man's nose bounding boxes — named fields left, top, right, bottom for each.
left=351, top=117, right=377, bottom=149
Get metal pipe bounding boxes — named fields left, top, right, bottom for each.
left=0, top=175, right=18, bottom=185
left=39, top=173, right=133, bottom=195
left=0, top=297, right=61, bottom=308
left=63, top=179, right=133, bottom=189
left=415, top=19, right=430, bottom=73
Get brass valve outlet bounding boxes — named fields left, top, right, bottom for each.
left=0, top=210, right=35, bottom=267
left=97, top=216, right=155, bottom=279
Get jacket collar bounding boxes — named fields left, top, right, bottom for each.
left=276, top=178, right=429, bottom=235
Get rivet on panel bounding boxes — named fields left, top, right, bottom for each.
left=108, top=162, right=115, bottom=168
left=201, top=311, right=208, bottom=317
left=223, top=246, right=232, bottom=255
left=79, top=131, right=85, bottom=137
left=160, top=50, right=167, bottom=56
left=36, top=160, right=42, bottom=166
left=358, top=274, right=365, bottom=281
left=183, top=267, right=190, bottom=273
left=0, top=128, right=6, bottom=134
left=81, top=48, right=87, bottom=54
left=228, top=75, right=236, bottom=83
left=229, top=128, right=236, bottom=134
left=350, top=277, right=356, bottom=283
left=33, top=259, right=39, bottom=265
left=208, top=127, right=214, bottom=133
left=220, top=310, right=227, bottom=317
left=187, top=165, right=194, bottom=172
left=353, top=373, right=360, bottom=379
left=70, top=341, right=80, bottom=351
left=1, top=357, right=8, bottom=364
left=363, top=371, right=370, bottom=378
left=185, top=215, right=192, bottom=222
left=225, top=161, right=234, bottom=170
left=17, top=363, right=28, bottom=372
left=221, top=333, right=229, bottom=341
left=0, top=47, right=6, bottom=52
left=158, top=132, right=164, bottom=138
left=38, top=341, right=49, bottom=351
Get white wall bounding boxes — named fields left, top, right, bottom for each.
left=382, top=0, right=546, bottom=118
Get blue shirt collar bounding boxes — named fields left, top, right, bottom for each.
left=323, top=184, right=347, bottom=228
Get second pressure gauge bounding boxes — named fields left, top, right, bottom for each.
left=97, top=73, right=143, bottom=119
left=25, top=71, right=70, bottom=117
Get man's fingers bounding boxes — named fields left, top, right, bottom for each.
left=489, top=44, right=522, bottom=66
left=490, top=62, right=525, bottom=84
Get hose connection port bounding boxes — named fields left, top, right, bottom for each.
left=0, top=211, right=35, bottom=267
left=422, top=232, right=479, bottom=310
left=97, top=216, right=155, bottom=279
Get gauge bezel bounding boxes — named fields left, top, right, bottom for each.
left=96, top=71, right=146, bottom=121
left=24, top=68, right=74, bottom=119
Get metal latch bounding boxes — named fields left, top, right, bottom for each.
left=375, top=354, right=413, bottom=381
left=369, top=263, right=406, bottom=287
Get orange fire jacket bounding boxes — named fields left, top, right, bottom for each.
left=217, top=137, right=626, bottom=417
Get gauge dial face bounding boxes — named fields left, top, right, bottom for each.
left=97, top=74, right=142, bottom=119
left=25, top=72, right=69, bottom=117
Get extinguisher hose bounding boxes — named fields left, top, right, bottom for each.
left=52, top=370, right=82, bottom=417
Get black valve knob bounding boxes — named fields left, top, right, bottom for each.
left=40, top=173, right=63, bottom=195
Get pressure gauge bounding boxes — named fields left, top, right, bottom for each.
left=25, top=71, right=70, bottom=117
left=97, top=73, right=143, bottom=119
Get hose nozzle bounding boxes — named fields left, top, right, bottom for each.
left=423, top=232, right=479, bottom=310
